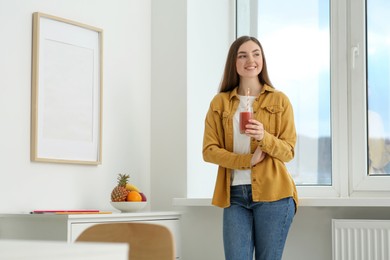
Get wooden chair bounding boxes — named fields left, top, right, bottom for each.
left=75, top=222, right=175, bottom=260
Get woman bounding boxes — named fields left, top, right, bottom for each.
left=202, top=36, right=298, bottom=260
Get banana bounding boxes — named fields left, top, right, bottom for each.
left=125, top=183, right=140, bottom=192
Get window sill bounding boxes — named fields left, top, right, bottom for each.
left=173, top=197, right=390, bottom=207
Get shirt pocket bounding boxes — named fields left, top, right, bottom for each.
left=221, top=111, right=230, bottom=130
left=262, top=105, right=284, bottom=135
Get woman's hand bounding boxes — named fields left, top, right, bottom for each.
left=251, top=147, right=266, bottom=167
left=245, top=119, right=264, bottom=141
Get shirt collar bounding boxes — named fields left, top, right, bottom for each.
left=228, top=84, right=275, bottom=100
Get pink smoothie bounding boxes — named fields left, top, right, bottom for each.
left=239, top=111, right=253, bottom=134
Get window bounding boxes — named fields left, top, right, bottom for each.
left=350, top=0, right=390, bottom=193
left=367, top=0, right=390, bottom=176
left=237, top=0, right=331, bottom=186
left=186, top=0, right=390, bottom=200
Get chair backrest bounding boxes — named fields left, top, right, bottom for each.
left=75, top=222, right=175, bottom=260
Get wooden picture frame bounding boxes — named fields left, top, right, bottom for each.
left=31, top=12, right=103, bottom=165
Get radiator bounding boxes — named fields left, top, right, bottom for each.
left=332, top=219, right=390, bottom=260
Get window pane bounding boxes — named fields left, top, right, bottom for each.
left=367, top=0, right=390, bottom=175
left=237, top=0, right=331, bottom=185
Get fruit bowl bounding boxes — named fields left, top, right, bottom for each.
left=110, top=201, right=147, bottom=212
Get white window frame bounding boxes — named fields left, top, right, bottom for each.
left=349, top=0, right=390, bottom=195
left=237, top=0, right=347, bottom=198
left=175, top=0, right=390, bottom=207
left=236, top=0, right=390, bottom=199
left=299, top=0, right=349, bottom=198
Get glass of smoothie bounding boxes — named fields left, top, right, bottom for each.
left=239, top=108, right=253, bottom=134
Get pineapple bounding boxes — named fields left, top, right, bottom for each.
left=111, top=174, right=129, bottom=202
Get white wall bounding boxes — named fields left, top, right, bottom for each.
left=186, top=0, right=235, bottom=198
left=2, top=1, right=390, bottom=260
left=150, top=0, right=187, bottom=211
left=0, top=0, right=151, bottom=212
left=151, top=1, right=232, bottom=259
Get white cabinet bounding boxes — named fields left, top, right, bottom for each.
left=0, top=211, right=181, bottom=259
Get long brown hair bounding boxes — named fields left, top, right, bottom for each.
left=219, top=36, right=273, bottom=93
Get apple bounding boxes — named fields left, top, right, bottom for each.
left=139, top=192, right=147, bottom=202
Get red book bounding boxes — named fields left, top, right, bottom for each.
left=31, top=210, right=100, bottom=214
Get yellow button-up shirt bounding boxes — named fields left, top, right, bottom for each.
left=203, top=85, right=298, bottom=209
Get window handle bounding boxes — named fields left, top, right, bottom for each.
left=352, top=44, right=360, bottom=69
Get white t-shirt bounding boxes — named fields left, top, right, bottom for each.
left=231, top=95, right=256, bottom=186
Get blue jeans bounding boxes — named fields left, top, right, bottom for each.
left=223, top=185, right=295, bottom=260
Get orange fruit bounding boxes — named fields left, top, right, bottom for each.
left=127, top=190, right=142, bottom=202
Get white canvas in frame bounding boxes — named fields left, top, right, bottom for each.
left=31, top=12, right=103, bottom=165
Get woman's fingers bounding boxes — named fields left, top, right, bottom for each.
left=246, top=119, right=264, bottom=140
